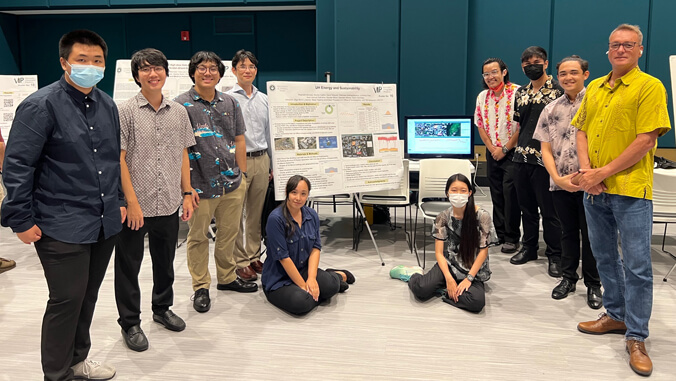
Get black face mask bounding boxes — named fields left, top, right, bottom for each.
left=523, top=64, right=545, bottom=80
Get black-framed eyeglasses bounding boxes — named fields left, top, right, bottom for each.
left=196, top=66, right=220, bottom=74
left=138, top=66, right=165, bottom=74
left=609, top=42, right=638, bottom=51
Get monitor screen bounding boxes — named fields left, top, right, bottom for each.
left=404, top=115, right=474, bottom=159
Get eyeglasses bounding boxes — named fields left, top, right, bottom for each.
left=138, top=66, right=165, bottom=74
left=482, top=69, right=501, bottom=78
left=196, top=66, right=220, bottom=74
left=236, top=65, right=257, bottom=71
left=608, top=42, right=638, bottom=51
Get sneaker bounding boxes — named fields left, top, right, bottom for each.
left=389, top=265, right=423, bottom=282
left=0, top=257, right=16, bottom=274
left=71, top=359, right=115, bottom=380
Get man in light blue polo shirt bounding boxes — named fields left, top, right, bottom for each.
left=227, top=50, right=272, bottom=282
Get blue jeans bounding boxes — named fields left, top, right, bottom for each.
left=583, top=192, right=653, bottom=341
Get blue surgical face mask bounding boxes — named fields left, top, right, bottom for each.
left=65, top=61, right=105, bottom=88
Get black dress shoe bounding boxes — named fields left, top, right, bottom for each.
left=587, top=285, right=603, bottom=310
left=551, top=278, right=576, bottom=299
left=510, top=247, right=537, bottom=265
left=547, top=257, right=562, bottom=277
left=122, top=325, right=148, bottom=352
left=217, top=278, right=258, bottom=293
left=152, top=310, right=186, bottom=332
left=193, top=288, right=210, bottom=313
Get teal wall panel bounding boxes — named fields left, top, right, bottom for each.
left=49, top=0, right=109, bottom=6
left=648, top=0, right=676, bottom=146
left=399, top=0, right=468, bottom=135
left=0, top=13, right=19, bottom=74
left=315, top=0, right=335, bottom=81
left=19, top=15, right=126, bottom=95
left=111, top=0, right=175, bottom=5
left=0, top=0, right=48, bottom=7
left=190, top=12, right=256, bottom=66
left=334, top=0, right=399, bottom=84
left=551, top=0, right=649, bottom=81
left=256, top=10, right=315, bottom=90
left=466, top=0, right=552, bottom=127
left=124, top=13, right=192, bottom=60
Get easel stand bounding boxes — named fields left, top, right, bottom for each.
left=325, top=71, right=384, bottom=266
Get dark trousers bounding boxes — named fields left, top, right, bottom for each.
left=264, top=267, right=341, bottom=315
left=486, top=153, right=521, bottom=244
left=34, top=232, right=117, bottom=381
left=552, top=190, right=601, bottom=287
left=115, top=210, right=178, bottom=331
left=408, top=262, right=485, bottom=313
left=514, top=163, right=562, bottom=258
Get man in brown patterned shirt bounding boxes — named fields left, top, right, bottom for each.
left=115, top=48, right=196, bottom=352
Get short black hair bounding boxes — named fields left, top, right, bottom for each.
left=521, top=46, right=547, bottom=63
left=130, top=48, right=169, bottom=87
left=556, top=55, right=589, bottom=73
left=188, top=51, right=225, bottom=83
left=59, top=29, right=108, bottom=61
left=232, top=49, right=258, bottom=69
left=481, top=57, right=510, bottom=89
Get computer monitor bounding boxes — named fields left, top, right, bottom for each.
left=404, top=115, right=474, bottom=160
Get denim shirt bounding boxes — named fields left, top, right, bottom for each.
left=262, top=205, right=321, bottom=292
left=1, top=76, right=123, bottom=244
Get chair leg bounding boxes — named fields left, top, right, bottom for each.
left=422, top=218, right=427, bottom=270
left=413, top=206, right=422, bottom=267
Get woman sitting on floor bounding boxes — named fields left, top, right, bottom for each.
left=408, top=173, right=498, bottom=312
left=261, top=175, right=354, bottom=315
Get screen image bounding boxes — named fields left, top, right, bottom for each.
left=405, top=115, right=474, bottom=159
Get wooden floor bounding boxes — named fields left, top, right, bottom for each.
left=1, top=187, right=676, bottom=380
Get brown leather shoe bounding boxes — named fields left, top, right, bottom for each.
left=235, top=265, right=257, bottom=281
left=250, top=260, right=264, bottom=274
left=626, top=340, right=652, bottom=376
left=577, top=313, right=627, bottom=335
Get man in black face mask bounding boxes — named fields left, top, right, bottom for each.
left=509, top=46, right=564, bottom=279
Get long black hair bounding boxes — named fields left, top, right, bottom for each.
left=446, top=173, right=479, bottom=268
left=280, top=175, right=311, bottom=238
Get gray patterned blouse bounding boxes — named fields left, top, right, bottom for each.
left=431, top=206, right=499, bottom=282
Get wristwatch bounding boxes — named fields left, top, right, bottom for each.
left=501, top=146, right=509, bottom=154
left=183, top=191, right=192, bottom=196
left=466, top=273, right=475, bottom=282
left=242, top=171, right=248, bottom=178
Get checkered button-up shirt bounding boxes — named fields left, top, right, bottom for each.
left=119, top=92, right=196, bottom=217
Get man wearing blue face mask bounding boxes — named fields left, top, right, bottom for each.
left=1, top=30, right=123, bottom=381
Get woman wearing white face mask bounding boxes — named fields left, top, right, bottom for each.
left=408, top=173, right=498, bottom=312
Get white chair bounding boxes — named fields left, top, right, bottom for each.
left=357, top=160, right=412, bottom=252
left=652, top=168, right=676, bottom=281
left=414, top=158, right=472, bottom=268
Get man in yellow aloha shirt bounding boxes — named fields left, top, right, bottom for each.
left=572, top=24, right=671, bottom=377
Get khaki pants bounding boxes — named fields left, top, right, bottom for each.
left=234, top=153, right=270, bottom=268
left=187, top=182, right=246, bottom=291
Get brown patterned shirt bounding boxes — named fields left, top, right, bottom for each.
left=119, top=92, right=196, bottom=217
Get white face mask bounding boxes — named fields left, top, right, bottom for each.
left=448, top=193, right=469, bottom=208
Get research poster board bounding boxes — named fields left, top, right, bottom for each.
left=267, top=81, right=403, bottom=200
left=0, top=75, right=38, bottom=140
left=112, top=59, right=237, bottom=103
